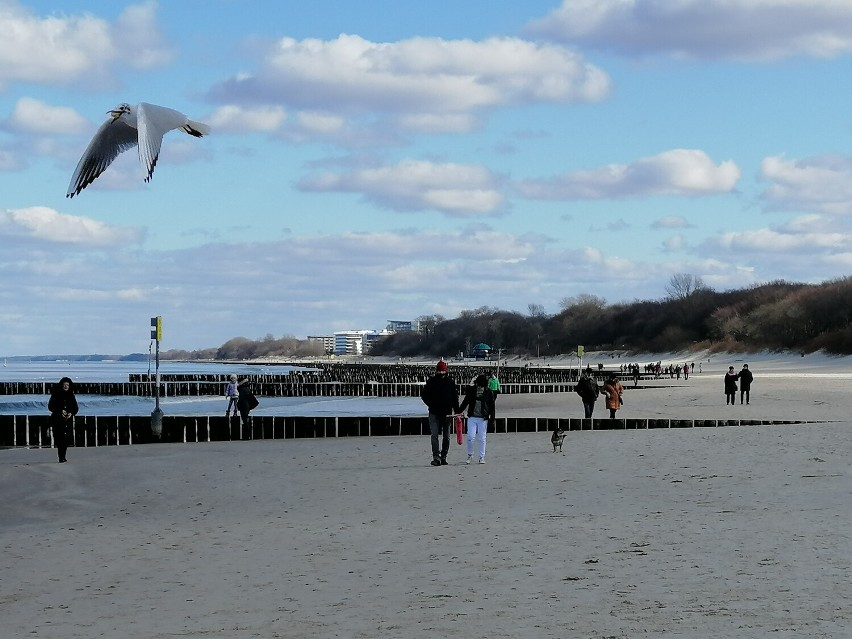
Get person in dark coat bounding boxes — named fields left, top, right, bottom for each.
left=724, top=366, right=738, bottom=405
left=738, top=364, right=754, bottom=404
left=575, top=371, right=599, bottom=418
left=420, top=360, right=460, bottom=466
left=48, top=376, right=78, bottom=463
left=458, top=374, right=496, bottom=464
left=236, top=379, right=259, bottom=434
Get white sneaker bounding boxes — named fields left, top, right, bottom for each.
left=478, top=458, right=485, bottom=464
left=465, top=455, right=472, bottom=464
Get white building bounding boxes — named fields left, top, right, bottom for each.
left=333, top=329, right=392, bottom=355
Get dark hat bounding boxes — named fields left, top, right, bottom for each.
left=436, top=361, right=448, bottom=373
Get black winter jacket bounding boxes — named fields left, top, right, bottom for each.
left=421, top=375, right=460, bottom=416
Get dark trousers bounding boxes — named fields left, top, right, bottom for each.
left=428, top=413, right=450, bottom=460
left=52, top=418, right=68, bottom=461
left=740, top=389, right=750, bottom=404
left=583, top=401, right=595, bottom=418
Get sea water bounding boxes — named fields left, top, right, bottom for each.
left=0, top=361, right=425, bottom=417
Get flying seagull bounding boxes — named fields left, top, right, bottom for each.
left=67, top=102, right=210, bottom=198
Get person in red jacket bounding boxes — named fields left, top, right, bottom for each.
left=602, top=374, right=624, bottom=419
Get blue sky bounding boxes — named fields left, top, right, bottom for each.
left=3, top=0, right=852, bottom=356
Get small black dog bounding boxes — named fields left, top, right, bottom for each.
left=551, top=428, right=566, bottom=453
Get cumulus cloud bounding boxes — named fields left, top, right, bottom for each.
left=5, top=97, right=88, bottom=134
left=652, top=215, right=694, bottom=229
left=207, top=104, right=288, bottom=133
left=760, top=154, right=852, bottom=215
left=516, top=149, right=740, bottom=200
left=208, top=34, right=610, bottom=135
left=527, top=0, right=852, bottom=61
left=0, top=0, right=171, bottom=90
left=0, top=206, right=144, bottom=246
left=298, top=159, right=506, bottom=216
left=699, top=213, right=852, bottom=283
left=715, top=227, right=849, bottom=252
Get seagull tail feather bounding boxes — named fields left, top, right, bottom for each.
left=183, top=120, right=210, bottom=137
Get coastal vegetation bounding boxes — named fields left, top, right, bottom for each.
left=160, top=275, right=852, bottom=360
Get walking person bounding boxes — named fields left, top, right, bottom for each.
left=224, top=374, right=238, bottom=417
left=458, top=374, right=496, bottom=464
left=738, top=364, right=754, bottom=404
left=421, top=360, right=460, bottom=466
left=236, top=379, right=259, bottom=437
left=575, top=370, right=599, bottom=418
left=48, top=376, right=78, bottom=463
left=724, top=366, right=738, bottom=405
left=602, top=374, right=624, bottom=419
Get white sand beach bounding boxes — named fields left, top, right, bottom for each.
left=2, top=352, right=850, bottom=638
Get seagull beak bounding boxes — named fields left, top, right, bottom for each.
left=108, top=109, right=123, bottom=121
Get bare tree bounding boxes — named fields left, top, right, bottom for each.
left=665, top=273, right=706, bottom=300
left=559, top=293, right=607, bottom=312
left=527, top=303, right=547, bottom=318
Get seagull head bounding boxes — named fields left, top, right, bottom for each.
left=108, top=103, right=131, bottom=121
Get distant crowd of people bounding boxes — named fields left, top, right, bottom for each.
left=43, top=359, right=756, bottom=465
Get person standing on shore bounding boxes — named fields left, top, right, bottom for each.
left=225, top=374, right=238, bottom=417
left=421, top=361, right=460, bottom=466
left=459, top=374, right=496, bottom=464
left=724, top=366, right=738, bottom=405
left=48, top=376, right=78, bottom=463
left=575, top=370, right=599, bottom=418
left=602, top=374, right=624, bottom=419
left=738, top=364, right=754, bottom=404
left=236, top=379, right=259, bottom=435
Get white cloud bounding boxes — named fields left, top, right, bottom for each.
left=5, top=97, right=88, bottom=134
left=528, top=0, right=852, bottom=61
left=0, top=146, right=23, bottom=170
left=296, top=111, right=345, bottom=134
left=207, top=104, right=287, bottom=133
left=760, top=154, right=852, bottom=214
left=715, top=227, right=849, bottom=252
left=662, top=234, right=686, bottom=252
left=298, top=159, right=506, bottom=216
left=0, top=206, right=144, bottom=246
left=0, top=1, right=171, bottom=90
left=652, top=215, right=694, bottom=229
left=516, top=149, right=740, bottom=200
left=208, top=34, right=610, bottom=134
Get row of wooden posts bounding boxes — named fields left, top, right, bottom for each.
left=0, top=381, right=590, bottom=397
left=1, top=414, right=809, bottom=449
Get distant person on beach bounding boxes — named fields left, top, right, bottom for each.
left=738, top=364, right=754, bottom=404
left=421, top=360, right=460, bottom=466
left=458, top=374, right=496, bottom=464
left=48, top=376, right=78, bottom=463
left=602, top=374, right=624, bottom=419
left=724, top=366, right=738, bottom=405
left=236, top=379, right=259, bottom=433
left=225, top=374, right=238, bottom=417
left=575, top=370, right=600, bottom=418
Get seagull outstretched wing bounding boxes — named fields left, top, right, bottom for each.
left=66, top=118, right=138, bottom=198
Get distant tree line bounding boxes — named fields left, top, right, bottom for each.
left=161, top=334, right=324, bottom=361
left=371, top=275, right=852, bottom=357
left=159, top=275, right=852, bottom=360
